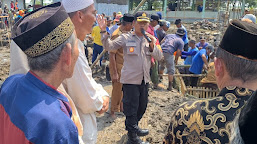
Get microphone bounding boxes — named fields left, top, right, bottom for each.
left=141, top=28, right=152, bottom=43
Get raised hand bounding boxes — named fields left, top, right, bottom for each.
left=97, top=14, right=107, bottom=31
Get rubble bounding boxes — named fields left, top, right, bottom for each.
left=190, top=20, right=220, bottom=31
left=167, top=20, right=223, bottom=48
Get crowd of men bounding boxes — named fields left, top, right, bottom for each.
left=0, top=0, right=257, bottom=144
left=0, top=0, right=31, bottom=28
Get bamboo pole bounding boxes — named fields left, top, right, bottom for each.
left=90, top=49, right=106, bottom=69
left=175, top=65, right=191, bottom=68
left=132, top=0, right=147, bottom=15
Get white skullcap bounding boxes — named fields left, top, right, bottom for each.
left=62, top=0, right=94, bottom=13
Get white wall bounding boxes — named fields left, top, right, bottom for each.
left=95, top=3, right=129, bottom=17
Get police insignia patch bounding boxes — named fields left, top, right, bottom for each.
left=129, top=47, right=134, bottom=53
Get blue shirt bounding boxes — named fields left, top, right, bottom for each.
left=183, top=47, right=199, bottom=65
left=182, top=25, right=188, bottom=44
left=196, top=42, right=209, bottom=49
left=161, top=34, right=184, bottom=55
left=0, top=72, right=79, bottom=144
left=189, top=49, right=208, bottom=74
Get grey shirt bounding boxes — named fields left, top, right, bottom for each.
left=161, top=34, right=184, bottom=55
left=101, top=32, right=163, bottom=85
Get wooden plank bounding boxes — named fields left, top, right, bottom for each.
left=175, top=65, right=191, bottom=68
left=175, top=69, right=187, bottom=95
left=205, top=88, right=208, bottom=98
left=201, top=87, right=204, bottom=98
left=160, top=74, right=205, bottom=77
left=188, top=86, right=192, bottom=95
left=200, top=87, right=202, bottom=98
left=213, top=91, right=216, bottom=97
left=186, top=86, right=219, bottom=98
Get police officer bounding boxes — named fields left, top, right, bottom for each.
left=98, top=12, right=163, bottom=144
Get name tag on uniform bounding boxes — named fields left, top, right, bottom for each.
left=126, top=42, right=136, bottom=47
left=126, top=42, right=137, bottom=55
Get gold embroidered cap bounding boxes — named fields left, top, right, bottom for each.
left=134, top=12, right=150, bottom=22
left=11, top=2, right=74, bottom=58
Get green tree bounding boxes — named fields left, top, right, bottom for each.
left=30, top=0, right=42, bottom=5
left=131, top=0, right=164, bottom=10
left=246, top=0, right=256, bottom=7
left=152, top=0, right=163, bottom=11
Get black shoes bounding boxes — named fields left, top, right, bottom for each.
left=167, top=82, right=172, bottom=91
left=127, top=132, right=149, bottom=144
left=137, top=128, right=149, bottom=137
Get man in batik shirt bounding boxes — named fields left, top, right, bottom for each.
left=164, top=20, right=257, bottom=144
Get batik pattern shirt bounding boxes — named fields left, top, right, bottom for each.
left=164, top=86, right=253, bottom=144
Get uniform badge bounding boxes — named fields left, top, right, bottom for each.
left=129, top=47, right=134, bottom=53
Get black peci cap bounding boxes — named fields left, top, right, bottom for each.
left=12, top=2, right=74, bottom=58
left=219, top=19, right=257, bottom=60
left=123, top=13, right=134, bottom=23
left=175, top=19, right=181, bottom=25
left=150, top=14, right=159, bottom=21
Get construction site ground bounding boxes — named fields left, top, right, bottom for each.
left=0, top=22, right=222, bottom=144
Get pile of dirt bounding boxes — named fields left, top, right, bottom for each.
left=0, top=21, right=219, bottom=144
left=96, top=77, right=196, bottom=144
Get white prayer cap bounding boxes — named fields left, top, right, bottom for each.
left=62, top=0, right=94, bottom=13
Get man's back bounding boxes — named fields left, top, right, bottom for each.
left=189, top=49, right=207, bottom=74
left=184, top=47, right=199, bottom=65
left=0, top=73, right=78, bottom=144
left=164, top=86, right=253, bottom=144
left=161, top=34, right=184, bottom=55
left=156, top=28, right=166, bottom=42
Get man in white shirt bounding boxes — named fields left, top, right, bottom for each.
left=9, top=0, right=109, bottom=143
